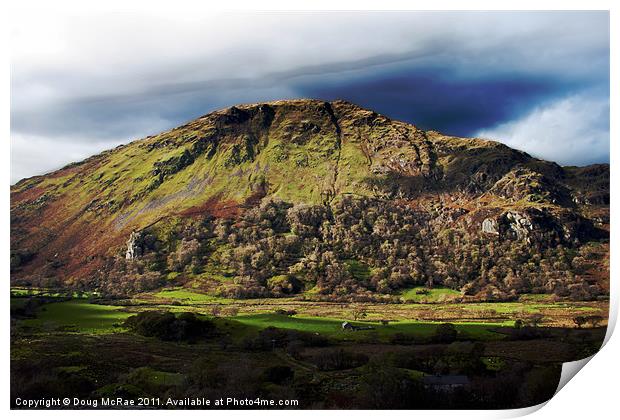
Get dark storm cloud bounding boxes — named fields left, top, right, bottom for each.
left=10, top=10, right=609, bottom=182
left=294, top=68, right=580, bottom=136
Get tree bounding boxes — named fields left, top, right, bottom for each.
left=572, top=316, right=587, bottom=329
left=351, top=306, right=368, bottom=321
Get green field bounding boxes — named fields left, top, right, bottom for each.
left=22, top=300, right=130, bottom=333
left=15, top=297, right=507, bottom=341
left=10, top=287, right=99, bottom=299
left=12, top=284, right=606, bottom=341
left=400, top=286, right=462, bottom=303
left=451, top=301, right=594, bottom=315
left=232, top=313, right=508, bottom=341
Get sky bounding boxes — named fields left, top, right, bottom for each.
left=10, top=10, right=609, bottom=183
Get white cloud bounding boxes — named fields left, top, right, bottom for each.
left=10, top=11, right=608, bottom=111
left=10, top=134, right=124, bottom=183
left=476, top=94, right=609, bottom=166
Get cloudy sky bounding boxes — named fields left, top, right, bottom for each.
left=10, top=10, right=609, bottom=183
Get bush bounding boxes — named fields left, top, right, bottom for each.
left=274, top=309, right=297, bottom=316
left=433, top=323, right=458, bottom=343
left=509, top=326, right=548, bottom=340
left=243, top=327, right=329, bottom=351
left=358, top=364, right=422, bottom=409
left=124, top=311, right=215, bottom=341
left=310, top=349, right=369, bottom=371
left=267, top=275, right=301, bottom=295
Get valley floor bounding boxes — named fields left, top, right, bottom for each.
left=10, top=288, right=608, bottom=410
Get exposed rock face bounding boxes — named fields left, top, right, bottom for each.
left=481, top=218, right=499, bottom=235
left=504, top=211, right=533, bottom=240
left=474, top=206, right=597, bottom=245
left=125, top=231, right=143, bottom=260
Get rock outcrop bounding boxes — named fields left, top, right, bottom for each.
left=481, top=218, right=499, bottom=236
left=125, top=231, right=143, bottom=260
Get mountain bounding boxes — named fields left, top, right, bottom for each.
left=10, top=99, right=609, bottom=300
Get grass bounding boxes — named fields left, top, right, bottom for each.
left=23, top=300, right=131, bottom=333
left=153, top=288, right=232, bottom=303
left=10, top=287, right=99, bottom=299
left=18, top=303, right=508, bottom=342
left=11, top=288, right=38, bottom=297
left=15, top=290, right=605, bottom=341
left=231, top=313, right=508, bottom=341
left=450, top=301, right=595, bottom=315
left=129, top=367, right=185, bottom=386
left=457, top=302, right=541, bottom=314
left=400, top=286, right=462, bottom=303
left=233, top=313, right=345, bottom=334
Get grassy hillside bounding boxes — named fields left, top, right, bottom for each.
left=10, top=99, right=609, bottom=301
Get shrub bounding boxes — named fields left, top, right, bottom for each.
left=433, top=323, right=458, bottom=343
left=310, top=349, right=369, bottom=371
left=509, top=326, right=548, bottom=340
left=243, top=327, right=328, bottom=351
left=124, top=311, right=215, bottom=341
left=267, top=275, right=301, bottom=295
left=274, top=309, right=297, bottom=316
